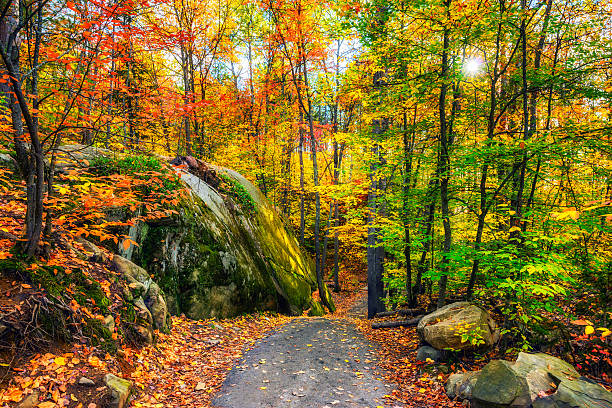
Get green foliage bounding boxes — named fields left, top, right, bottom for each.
left=88, top=154, right=183, bottom=195
left=454, top=322, right=486, bottom=348
left=218, top=173, right=256, bottom=216
left=90, top=154, right=163, bottom=175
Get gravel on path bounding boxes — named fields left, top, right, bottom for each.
left=212, top=317, right=392, bottom=408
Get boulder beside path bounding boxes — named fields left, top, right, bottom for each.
left=417, top=302, right=499, bottom=351
left=446, top=352, right=612, bottom=408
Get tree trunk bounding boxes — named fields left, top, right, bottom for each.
left=301, top=48, right=331, bottom=311
left=436, top=2, right=452, bottom=309
left=298, top=109, right=306, bottom=245
left=330, top=135, right=345, bottom=292
left=414, top=176, right=438, bottom=301
left=524, top=0, right=554, bottom=225
left=320, top=202, right=335, bottom=276
left=467, top=10, right=504, bottom=299
left=509, top=0, right=530, bottom=244
left=403, top=106, right=417, bottom=305
left=371, top=316, right=422, bottom=329
left=0, top=0, right=44, bottom=256
left=368, top=68, right=387, bottom=319
left=332, top=201, right=341, bottom=291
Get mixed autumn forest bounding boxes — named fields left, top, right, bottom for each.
left=0, top=0, right=611, bottom=406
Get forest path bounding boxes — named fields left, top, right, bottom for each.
left=211, top=293, right=392, bottom=408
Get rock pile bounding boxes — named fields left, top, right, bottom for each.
left=446, top=352, right=612, bottom=408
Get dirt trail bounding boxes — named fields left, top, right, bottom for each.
left=212, top=293, right=393, bottom=408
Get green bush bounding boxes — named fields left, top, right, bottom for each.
left=90, top=154, right=162, bottom=176
left=88, top=154, right=182, bottom=195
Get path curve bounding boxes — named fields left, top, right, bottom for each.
left=212, top=315, right=392, bottom=408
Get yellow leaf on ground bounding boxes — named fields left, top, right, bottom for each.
left=87, top=356, right=102, bottom=368
left=597, top=328, right=611, bottom=337
left=54, top=357, right=66, bottom=366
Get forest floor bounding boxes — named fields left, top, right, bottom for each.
left=211, top=287, right=459, bottom=408
left=0, top=283, right=459, bottom=408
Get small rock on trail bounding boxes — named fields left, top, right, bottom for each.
left=212, top=317, right=391, bottom=408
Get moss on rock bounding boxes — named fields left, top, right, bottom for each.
left=308, top=301, right=325, bottom=317
left=128, top=166, right=333, bottom=319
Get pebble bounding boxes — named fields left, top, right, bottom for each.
left=78, top=377, right=95, bottom=386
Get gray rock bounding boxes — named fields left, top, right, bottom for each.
left=112, top=255, right=151, bottom=289
left=76, top=237, right=108, bottom=263
left=446, top=371, right=479, bottom=400
left=104, top=373, right=132, bottom=408
left=514, top=352, right=579, bottom=379
left=17, top=391, right=39, bottom=408
left=132, top=297, right=154, bottom=344
left=103, top=315, right=115, bottom=332
left=145, top=282, right=171, bottom=333
left=536, top=377, right=612, bottom=408
left=187, top=284, right=239, bottom=319
left=50, top=144, right=113, bottom=171
left=447, top=352, right=612, bottom=408
left=0, top=153, right=17, bottom=172
left=132, top=324, right=153, bottom=344
left=112, top=255, right=171, bottom=336
left=78, top=376, right=95, bottom=386
left=48, top=144, right=333, bottom=320
left=120, top=283, right=134, bottom=302
left=127, top=168, right=333, bottom=320
left=127, top=281, right=146, bottom=298
left=472, top=360, right=527, bottom=407
left=133, top=297, right=153, bottom=322
left=417, top=302, right=499, bottom=351
left=416, top=346, right=443, bottom=363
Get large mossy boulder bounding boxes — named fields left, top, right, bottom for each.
left=446, top=352, right=612, bottom=408
left=130, top=166, right=331, bottom=319
left=417, top=302, right=499, bottom=351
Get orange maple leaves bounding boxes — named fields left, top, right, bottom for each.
left=126, top=314, right=292, bottom=407
left=0, top=349, right=108, bottom=406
